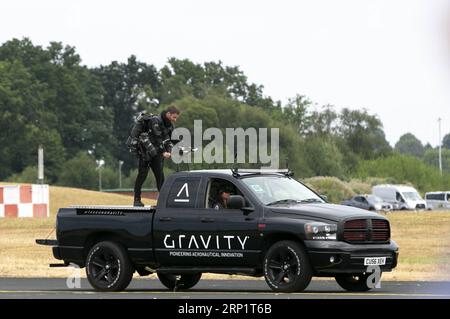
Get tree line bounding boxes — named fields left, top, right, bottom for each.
left=1, top=38, right=449, bottom=191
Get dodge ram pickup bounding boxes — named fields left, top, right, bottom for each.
left=37, top=169, right=399, bottom=292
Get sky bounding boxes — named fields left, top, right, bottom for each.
left=1, top=0, right=449, bottom=147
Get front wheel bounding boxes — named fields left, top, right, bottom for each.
left=263, top=240, right=312, bottom=292
left=157, top=273, right=202, bottom=290
left=335, top=273, right=380, bottom=292
left=85, top=241, right=134, bottom=291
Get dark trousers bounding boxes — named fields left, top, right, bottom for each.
left=134, top=155, right=165, bottom=199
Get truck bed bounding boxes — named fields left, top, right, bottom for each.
left=52, top=205, right=157, bottom=266
left=70, top=205, right=155, bottom=210
left=68, top=205, right=156, bottom=216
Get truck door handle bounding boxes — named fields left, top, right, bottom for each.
left=201, top=217, right=215, bottom=223
left=159, top=217, right=172, bottom=222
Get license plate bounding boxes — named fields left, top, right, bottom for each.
left=364, top=257, right=386, bottom=266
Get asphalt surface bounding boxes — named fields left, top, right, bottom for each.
left=1, top=278, right=450, bottom=299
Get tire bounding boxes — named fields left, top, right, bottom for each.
left=157, top=273, right=202, bottom=290
left=86, top=241, right=134, bottom=292
left=335, top=273, right=379, bottom=292
left=263, top=240, right=312, bottom=292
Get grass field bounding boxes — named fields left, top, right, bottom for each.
left=1, top=183, right=450, bottom=281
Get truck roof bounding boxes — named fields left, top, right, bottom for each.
left=174, top=168, right=293, bottom=178
left=182, top=169, right=234, bottom=175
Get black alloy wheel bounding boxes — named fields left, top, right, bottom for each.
left=86, top=241, right=133, bottom=291
left=263, top=240, right=312, bottom=292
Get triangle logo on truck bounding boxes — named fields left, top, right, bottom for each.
left=174, top=183, right=189, bottom=202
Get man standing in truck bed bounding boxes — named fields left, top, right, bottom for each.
left=129, top=106, right=180, bottom=206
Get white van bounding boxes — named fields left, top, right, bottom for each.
left=372, top=184, right=427, bottom=210
left=425, top=192, right=450, bottom=210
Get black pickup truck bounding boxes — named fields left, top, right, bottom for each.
left=37, top=169, right=399, bottom=293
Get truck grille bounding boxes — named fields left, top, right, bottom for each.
left=343, top=219, right=390, bottom=243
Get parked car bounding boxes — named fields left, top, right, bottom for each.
left=425, top=191, right=450, bottom=210
left=36, top=168, right=398, bottom=293
left=341, top=195, right=392, bottom=212
left=372, top=185, right=427, bottom=210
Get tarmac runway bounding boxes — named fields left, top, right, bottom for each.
left=1, top=278, right=450, bottom=299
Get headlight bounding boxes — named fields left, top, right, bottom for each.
left=305, top=223, right=337, bottom=240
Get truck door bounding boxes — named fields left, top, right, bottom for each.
left=154, top=176, right=261, bottom=268
left=187, top=177, right=261, bottom=267
left=153, top=176, right=202, bottom=266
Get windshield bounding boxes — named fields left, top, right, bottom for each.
left=242, top=176, right=324, bottom=206
left=403, top=191, right=422, bottom=201
left=367, top=195, right=383, bottom=203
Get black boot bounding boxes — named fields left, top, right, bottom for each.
left=134, top=198, right=144, bottom=207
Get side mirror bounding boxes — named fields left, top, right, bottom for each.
left=227, top=195, right=245, bottom=210
left=320, top=194, right=328, bottom=202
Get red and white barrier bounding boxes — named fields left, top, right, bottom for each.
left=0, top=184, right=49, bottom=218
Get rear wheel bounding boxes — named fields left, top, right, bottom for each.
left=157, top=273, right=202, bottom=290
left=335, top=273, right=379, bottom=292
left=263, top=240, right=312, bottom=292
left=86, top=241, right=133, bottom=291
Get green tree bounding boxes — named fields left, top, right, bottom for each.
left=58, top=152, right=97, bottom=189
left=354, top=154, right=450, bottom=192
left=94, top=55, right=160, bottom=172
left=338, top=108, right=391, bottom=159
left=423, top=148, right=450, bottom=173
left=394, top=133, right=424, bottom=158
left=309, top=105, right=338, bottom=137
left=0, top=38, right=115, bottom=177
left=303, top=137, right=345, bottom=178
left=6, top=166, right=39, bottom=183
left=443, top=133, right=450, bottom=149
left=0, top=59, right=52, bottom=179
left=282, top=95, right=312, bottom=136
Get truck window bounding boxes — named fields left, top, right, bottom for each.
left=166, top=177, right=201, bottom=208
left=205, top=178, right=243, bottom=209
left=242, top=175, right=324, bottom=205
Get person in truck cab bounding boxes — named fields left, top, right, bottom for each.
left=211, top=188, right=232, bottom=209
left=129, top=106, right=180, bottom=207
